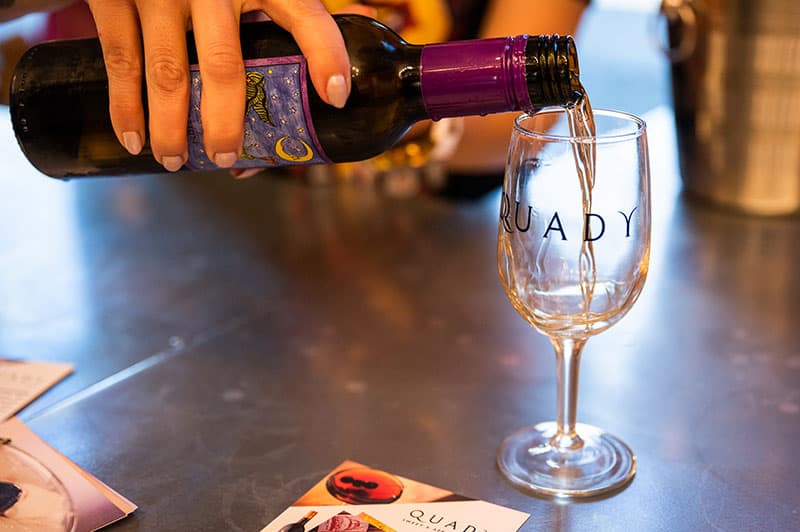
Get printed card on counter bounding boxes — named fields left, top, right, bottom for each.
left=0, top=359, right=73, bottom=421
left=262, top=460, right=529, bottom=532
left=0, top=417, right=137, bottom=531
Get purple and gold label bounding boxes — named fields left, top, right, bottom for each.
left=187, top=56, right=329, bottom=170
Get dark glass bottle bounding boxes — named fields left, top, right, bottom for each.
left=278, top=510, right=317, bottom=532
left=10, top=14, right=582, bottom=179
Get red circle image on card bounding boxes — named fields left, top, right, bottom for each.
left=325, top=467, right=404, bottom=504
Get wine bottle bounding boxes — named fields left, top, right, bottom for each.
left=278, top=510, right=317, bottom=532
left=10, top=14, right=583, bottom=179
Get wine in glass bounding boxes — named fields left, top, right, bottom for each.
left=497, top=107, right=651, bottom=498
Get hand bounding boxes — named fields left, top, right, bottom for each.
left=85, top=0, right=356, bottom=172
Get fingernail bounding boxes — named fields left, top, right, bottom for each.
left=326, top=74, right=348, bottom=108
left=122, top=131, right=142, bottom=155
left=161, top=155, right=185, bottom=172
left=215, top=151, right=238, bottom=168
left=232, top=168, right=261, bottom=180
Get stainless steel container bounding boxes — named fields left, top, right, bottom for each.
left=660, top=0, right=800, bottom=215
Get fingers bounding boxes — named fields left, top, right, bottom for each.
left=190, top=0, right=245, bottom=167
left=92, top=0, right=353, bottom=172
left=231, top=168, right=262, bottom=179
left=261, top=0, right=351, bottom=108
left=87, top=0, right=145, bottom=155
left=137, top=0, right=191, bottom=171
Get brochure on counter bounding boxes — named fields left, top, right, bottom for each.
left=262, top=460, right=529, bottom=532
left=0, top=416, right=137, bottom=531
left=0, top=358, right=73, bottom=421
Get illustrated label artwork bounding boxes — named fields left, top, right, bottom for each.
left=187, top=56, right=330, bottom=170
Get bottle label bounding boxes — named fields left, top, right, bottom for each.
left=187, top=56, right=330, bottom=170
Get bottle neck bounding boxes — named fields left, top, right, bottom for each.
left=525, top=34, right=583, bottom=108
left=419, top=35, right=581, bottom=121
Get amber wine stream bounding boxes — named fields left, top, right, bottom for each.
left=565, top=89, right=598, bottom=328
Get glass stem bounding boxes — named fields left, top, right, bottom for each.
left=550, top=336, right=586, bottom=451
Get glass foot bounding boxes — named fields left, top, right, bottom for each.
left=497, top=421, right=635, bottom=499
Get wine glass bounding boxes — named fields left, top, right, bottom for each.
left=496, top=108, right=651, bottom=498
